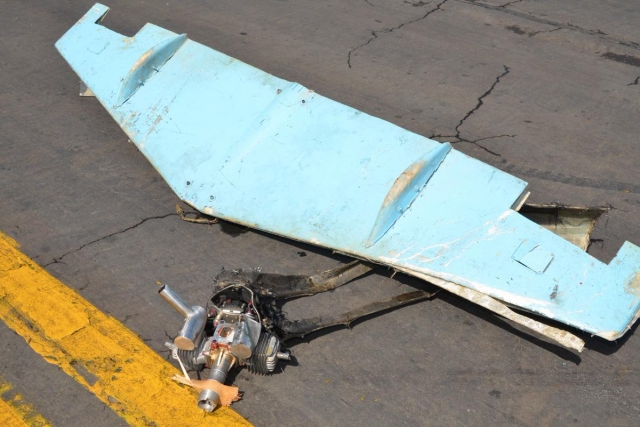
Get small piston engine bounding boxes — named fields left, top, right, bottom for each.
left=159, top=283, right=291, bottom=412
left=158, top=261, right=432, bottom=411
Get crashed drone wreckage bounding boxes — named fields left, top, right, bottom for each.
left=57, top=4, right=640, bottom=412
left=158, top=260, right=433, bottom=410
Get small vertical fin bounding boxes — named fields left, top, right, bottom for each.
left=116, top=33, right=188, bottom=106
left=365, top=142, right=452, bottom=247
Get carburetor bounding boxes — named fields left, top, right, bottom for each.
left=159, top=283, right=291, bottom=412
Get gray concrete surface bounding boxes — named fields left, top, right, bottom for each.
left=0, top=321, right=127, bottom=427
left=1, top=0, right=639, bottom=426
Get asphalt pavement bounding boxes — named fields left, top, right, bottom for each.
left=1, top=1, right=639, bottom=426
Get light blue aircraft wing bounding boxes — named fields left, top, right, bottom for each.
left=56, top=4, right=640, bottom=349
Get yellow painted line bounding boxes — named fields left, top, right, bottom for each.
left=0, top=376, right=53, bottom=427
left=0, top=399, right=29, bottom=427
left=0, top=232, right=251, bottom=427
left=0, top=399, right=30, bottom=427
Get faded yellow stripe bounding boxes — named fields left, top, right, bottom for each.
left=0, top=399, right=31, bottom=427
left=0, top=232, right=251, bottom=427
left=0, top=376, right=53, bottom=427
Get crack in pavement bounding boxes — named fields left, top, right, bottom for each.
left=628, top=76, right=640, bottom=86
left=404, top=0, right=431, bottom=6
left=43, top=213, right=178, bottom=268
left=459, top=0, right=640, bottom=50
left=430, top=132, right=513, bottom=156
left=452, top=65, right=510, bottom=139
left=347, top=0, right=448, bottom=68
left=467, top=134, right=515, bottom=156
left=432, top=65, right=512, bottom=156
left=528, top=27, right=561, bottom=38
left=451, top=134, right=512, bottom=156
left=498, top=0, right=525, bottom=8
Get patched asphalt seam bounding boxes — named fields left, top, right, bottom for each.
left=347, top=0, right=449, bottom=68
left=629, top=76, right=640, bottom=86
left=457, top=0, right=640, bottom=51
left=503, top=24, right=562, bottom=39
left=499, top=161, right=640, bottom=194
left=601, top=52, right=640, bottom=67
left=43, top=213, right=178, bottom=268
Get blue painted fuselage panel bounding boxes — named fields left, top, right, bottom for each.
left=56, top=4, right=640, bottom=340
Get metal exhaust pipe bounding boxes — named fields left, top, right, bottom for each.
left=197, top=350, right=235, bottom=412
left=158, top=285, right=207, bottom=351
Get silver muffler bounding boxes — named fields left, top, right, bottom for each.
left=158, top=285, right=207, bottom=351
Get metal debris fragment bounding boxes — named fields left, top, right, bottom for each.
left=176, top=204, right=219, bottom=224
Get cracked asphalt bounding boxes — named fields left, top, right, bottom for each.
left=430, top=64, right=512, bottom=155
left=1, top=0, right=640, bottom=426
left=347, top=0, right=449, bottom=68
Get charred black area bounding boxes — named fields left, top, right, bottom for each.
left=211, top=263, right=434, bottom=341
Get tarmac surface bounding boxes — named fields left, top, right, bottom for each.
left=1, top=0, right=639, bottom=426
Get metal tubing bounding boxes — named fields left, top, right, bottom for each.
left=158, top=285, right=192, bottom=317
left=276, top=351, right=291, bottom=361
left=158, top=285, right=207, bottom=351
